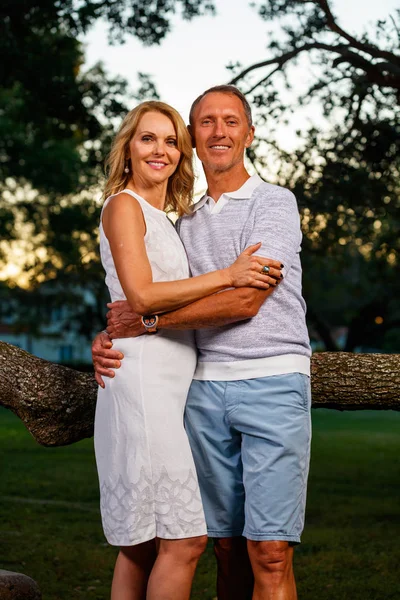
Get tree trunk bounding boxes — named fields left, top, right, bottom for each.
left=1, top=341, right=399, bottom=447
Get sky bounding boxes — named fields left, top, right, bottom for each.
left=84, top=0, right=398, bottom=124
left=83, top=0, right=399, bottom=189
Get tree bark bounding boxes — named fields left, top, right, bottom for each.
left=0, top=341, right=399, bottom=447
left=0, top=341, right=97, bottom=447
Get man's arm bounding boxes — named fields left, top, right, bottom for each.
left=106, top=279, right=279, bottom=339
left=92, top=332, right=124, bottom=388
left=158, top=285, right=275, bottom=329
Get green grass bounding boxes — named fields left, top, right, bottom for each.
left=1, top=407, right=399, bottom=599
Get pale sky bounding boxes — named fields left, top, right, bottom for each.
left=84, top=0, right=398, bottom=123
left=83, top=0, right=399, bottom=189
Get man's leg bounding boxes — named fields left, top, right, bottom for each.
left=184, top=380, right=253, bottom=599
left=230, top=373, right=312, bottom=600
left=247, top=540, right=296, bottom=600
left=213, top=536, right=254, bottom=600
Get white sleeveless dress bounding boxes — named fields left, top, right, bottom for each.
left=94, top=189, right=206, bottom=546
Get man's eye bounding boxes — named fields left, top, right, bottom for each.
left=227, top=120, right=238, bottom=125
left=202, top=119, right=212, bottom=125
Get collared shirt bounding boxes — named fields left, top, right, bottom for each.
left=192, top=175, right=264, bottom=215
left=177, top=174, right=311, bottom=381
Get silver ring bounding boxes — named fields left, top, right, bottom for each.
left=262, top=265, right=270, bottom=274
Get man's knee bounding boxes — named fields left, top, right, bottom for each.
left=247, top=540, right=293, bottom=574
left=213, top=536, right=247, bottom=560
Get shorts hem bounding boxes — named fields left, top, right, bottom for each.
left=244, top=531, right=301, bottom=543
left=207, top=528, right=245, bottom=538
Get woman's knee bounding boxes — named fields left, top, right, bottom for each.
left=186, top=534, right=208, bottom=559
left=118, top=540, right=157, bottom=569
left=159, top=535, right=208, bottom=562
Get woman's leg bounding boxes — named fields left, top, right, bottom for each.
left=146, top=535, right=208, bottom=600
left=111, top=540, right=157, bottom=600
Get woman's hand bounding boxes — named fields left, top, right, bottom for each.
left=226, top=243, right=283, bottom=289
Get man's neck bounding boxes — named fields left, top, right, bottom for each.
left=205, top=166, right=251, bottom=201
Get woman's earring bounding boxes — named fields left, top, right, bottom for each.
left=124, top=163, right=129, bottom=174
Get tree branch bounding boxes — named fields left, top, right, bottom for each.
left=0, top=342, right=399, bottom=448
left=229, top=42, right=400, bottom=93
left=315, top=0, right=400, bottom=65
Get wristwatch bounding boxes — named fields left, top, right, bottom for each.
left=141, top=314, right=159, bottom=334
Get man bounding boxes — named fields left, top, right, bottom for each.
left=93, top=85, right=311, bottom=600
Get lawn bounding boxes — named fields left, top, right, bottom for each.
left=1, top=407, right=399, bottom=599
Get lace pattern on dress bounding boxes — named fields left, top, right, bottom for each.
left=100, top=467, right=205, bottom=543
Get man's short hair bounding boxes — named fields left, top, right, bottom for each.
left=189, top=85, right=253, bottom=128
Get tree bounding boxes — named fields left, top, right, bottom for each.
left=0, top=0, right=214, bottom=335
left=228, top=0, right=400, bottom=350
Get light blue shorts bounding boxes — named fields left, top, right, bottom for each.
left=184, top=373, right=311, bottom=543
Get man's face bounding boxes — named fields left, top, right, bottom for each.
left=190, top=92, right=255, bottom=175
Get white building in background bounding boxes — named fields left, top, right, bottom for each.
left=0, top=321, right=92, bottom=364
left=0, top=283, right=99, bottom=365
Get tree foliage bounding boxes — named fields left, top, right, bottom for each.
left=1, top=0, right=399, bottom=350
left=0, top=0, right=212, bottom=334
left=229, top=0, right=400, bottom=351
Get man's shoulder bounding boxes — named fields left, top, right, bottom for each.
left=252, top=179, right=296, bottom=203
left=176, top=208, right=198, bottom=235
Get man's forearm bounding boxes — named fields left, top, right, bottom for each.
left=158, top=287, right=274, bottom=330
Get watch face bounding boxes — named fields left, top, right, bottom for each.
left=143, top=316, right=157, bottom=328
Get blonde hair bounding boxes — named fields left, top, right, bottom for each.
left=104, top=101, right=194, bottom=216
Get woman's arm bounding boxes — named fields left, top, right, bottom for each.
left=102, top=194, right=273, bottom=315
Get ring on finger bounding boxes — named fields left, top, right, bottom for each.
left=261, top=265, right=270, bottom=274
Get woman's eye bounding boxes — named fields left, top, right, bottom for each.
left=142, top=135, right=152, bottom=142
left=167, top=139, right=177, bottom=146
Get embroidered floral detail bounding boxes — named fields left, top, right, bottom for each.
left=154, top=468, right=205, bottom=535
left=100, top=467, right=205, bottom=542
left=100, top=468, right=154, bottom=541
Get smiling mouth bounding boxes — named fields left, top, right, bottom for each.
left=147, top=161, right=168, bottom=169
left=209, top=145, right=231, bottom=151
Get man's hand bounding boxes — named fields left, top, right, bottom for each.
left=106, top=300, right=146, bottom=339
left=92, top=331, right=124, bottom=389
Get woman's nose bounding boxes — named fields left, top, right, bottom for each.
left=153, top=141, right=165, bottom=155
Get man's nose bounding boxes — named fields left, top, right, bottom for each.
left=213, top=119, right=227, bottom=138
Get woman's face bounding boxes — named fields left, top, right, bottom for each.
left=128, top=111, right=181, bottom=187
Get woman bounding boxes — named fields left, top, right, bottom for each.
left=94, top=101, right=272, bottom=600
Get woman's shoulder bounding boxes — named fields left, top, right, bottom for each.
left=103, top=190, right=142, bottom=215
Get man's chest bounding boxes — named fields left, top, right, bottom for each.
left=179, top=205, right=255, bottom=275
